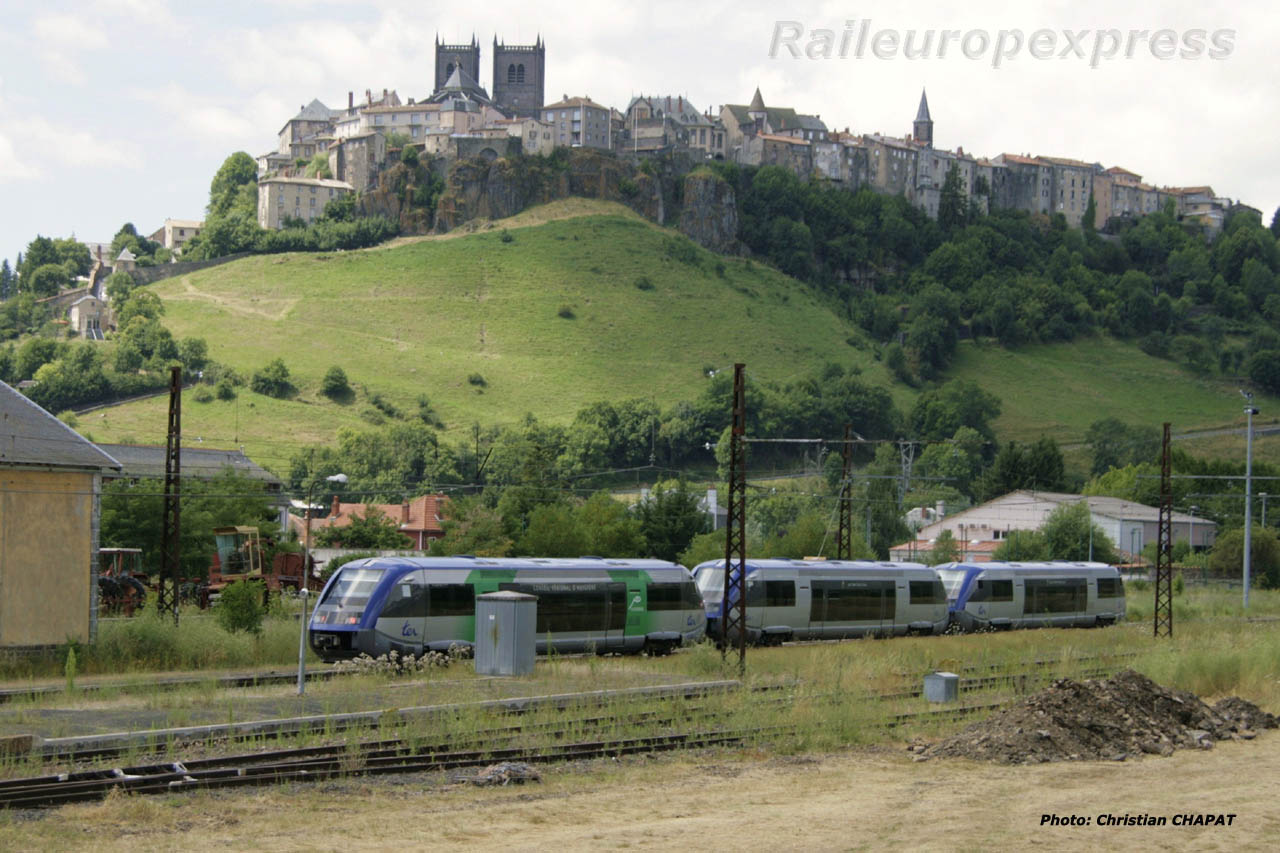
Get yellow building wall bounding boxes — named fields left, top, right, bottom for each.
left=0, top=469, right=94, bottom=646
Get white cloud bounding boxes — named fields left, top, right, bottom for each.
left=0, top=133, right=40, bottom=181
left=12, top=117, right=139, bottom=170
left=32, top=14, right=109, bottom=50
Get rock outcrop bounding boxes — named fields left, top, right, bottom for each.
left=677, top=169, right=739, bottom=253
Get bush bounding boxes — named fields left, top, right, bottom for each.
left=467, top=373, right=487, bottom=387
left=250, top=358, right=293, bottom=398
left=215, top=579, right=266, bottom=635
left=216, top=378, right=237, bottom=401
left=500, top=230, right=514, bottom=244
left=558, top=305, right=575, bottom=319
left=193, top=386, right=214, bottom=403
left=321, top=365, right=350, bottom=399
left=634, top=276, right=654, bottom=291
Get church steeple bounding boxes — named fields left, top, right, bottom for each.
left=913, top=88, right=933, bottom=148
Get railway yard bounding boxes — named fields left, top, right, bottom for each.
left=0, top=595, right=1277, bottom=850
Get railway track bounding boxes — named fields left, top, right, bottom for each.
left=0, top=668, right=341, bottom=705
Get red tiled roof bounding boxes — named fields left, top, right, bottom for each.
left=290, top=494, right=447, bottom=548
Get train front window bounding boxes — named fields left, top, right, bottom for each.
left=937, top=571, right=967, bottom=600
left=321, top=567, right=384, bottom=609
left=697, top=569, right=724, bottom=604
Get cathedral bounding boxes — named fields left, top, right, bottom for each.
left=434, top=34, right=546, bottom=119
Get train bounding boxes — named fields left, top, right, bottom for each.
left=307, top=556, right=706, bottom=662
left=934, top=561, right=1127, bottom=631
left=692, top=559, right=951, bottom=643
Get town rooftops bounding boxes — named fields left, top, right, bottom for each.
left=95, top=443, right=281, bottom=487
left=115, top=247, right=136, bottom=262
left=1037, top=155, right=1097, bottom=170
left=257, top=176, right=354, bottom=191
left=0, top=380, right=122, bottom=471
left=996, top=153, right=1046, bottom=166
left=544, top=94, right=610, bottom=111
left=757, top=132, right=811, bottom=146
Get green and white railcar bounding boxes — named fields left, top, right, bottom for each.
left=308, top=556, right=705, bottom=661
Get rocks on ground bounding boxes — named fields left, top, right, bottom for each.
left=920, top=669, right=1277, bottom=765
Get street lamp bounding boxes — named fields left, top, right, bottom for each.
left=298, top=472, right=347, bottom=695
left=1242, top=391, right=1257, bottom=610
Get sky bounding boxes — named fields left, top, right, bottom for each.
left=0, top=0, right=1277, bottom=264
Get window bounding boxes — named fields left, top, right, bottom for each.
left=320, top=567, right=384, bottom=608
left=968, top=579, right=1013, bottom=602
left=310, top=185, right=316, bottom=193
left=508, top=64, right=516, bottom=84
left=1023, top=578, right=1087, bottom=614
left=647, top=581, right=703, bottom=611
left=499, top=582, right=626, bottom=632
left=810, top=580, right=894, bottom=622
left=310, top=197, right=316, bottom=208
left=381, top=572, right=427, bottom=619
left=428, top=583, right=475, bottom=617
left=517, top=63, right=525, bottom=83
left=909, top=580, right=946, bottom=605
left=1096, top=577, right=1124, bottom=598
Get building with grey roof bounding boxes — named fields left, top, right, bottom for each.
left=0, top=380, right=121, bottom=647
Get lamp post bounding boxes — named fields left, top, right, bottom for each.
left=1242, top=392, right=1257, bottom=610
left=1262, top=493, right=1269, bottom=529
left=1188, top=505, right=1198, bottom=553
left=298, top=472, right=347, bottom=696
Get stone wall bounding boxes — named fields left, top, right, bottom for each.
left=127, top=254, right=251, bottom=286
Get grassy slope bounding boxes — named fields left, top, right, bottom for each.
left=83, top=203, right=886, bottom=471
left=79, top=200, right=1280, bottom=474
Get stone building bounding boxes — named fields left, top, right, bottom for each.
left=147, top=219, right=203, bottom=254
left=327, top=131, right=387, bottom=193
left=720, top=89, right=827, bottom=161
left=912, top=89, right=933, bottom=148
left=257, top=176, right=354, bottom=229
left=622, top=95, right=719, bottom=156
left=542, top=95, right=612, bottom=149
left=492, top=36, right=545, bottom=118
left=1039, top=156, right=1100, bottom=227
left=864, top=134, right=919, bottom=202
left=435, top=34, right=481, bottom=92
left=991, top=153, right=1053, bottom=216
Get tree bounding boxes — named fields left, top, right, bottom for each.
left=1247, top=350, right=1280, bottom=395
left=576, top=491, right=645, bottom=557
left=515, top=502, right=588, bottom=557
left=215, top=580, right=266, bottom=634
left=1039, top=501, right=1119, bottom=562
left=400, top=144, right=419, bottom=167
left=321, top=365, right=351, bottom=399
left=178, top=338, right=209, bottom=372
left=314, top=505, right=410, bottom=549
left=208, top=152, right=259, bottom=218
left=1209, top=525, right=1280, bottom=588
left=430, top=496, right=512, bottom=557
left=909, top=379, right=1002, bottom=445
left=636, top=482, right=707, bottom=562
left=928, top=529, right=959, bottom=565
left=1271, top=206, right=1280, bottom=239
left=24, top=263, right=69, bottom=297
left=251, top=358, right=293, bottom=398
left=937, top=165, right=968, bottom=232
left=992, top=529, right=1049, bottom=561
left=104, top=270, right=136, bottom=306
left=1082, top=193, right=1097, bottom=233
left=0, top=259, right=12, bottom=300
left=18, top=236, right=59, bottom=282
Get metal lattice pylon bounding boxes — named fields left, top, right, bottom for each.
left=836, top=423, right=854, bottom=560
left=157, top=366, right=182, bottom=625
left=1154, top=422, right=1173, bottom=638
left=721, top=363, right=748, bottom=675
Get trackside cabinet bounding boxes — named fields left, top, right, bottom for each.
left=475, top=590, right=537, bottom=676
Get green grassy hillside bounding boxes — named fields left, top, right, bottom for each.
left=84, top=204, right=891, bottom=471
left=81, top=201, right=1280, bottom=474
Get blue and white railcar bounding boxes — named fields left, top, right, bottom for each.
left=308, top=556, right=705, bottom=661
left=935, top=561, right=1126, bottom=631
left=693, top=559, right=949, bottom=644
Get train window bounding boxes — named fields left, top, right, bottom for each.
left=812, top=580, right=893, bottom=621
left=909, top=580, right=946, bottom=605
left=762, top=581, right=795, bottom=607
left=499, top=582, right=626, bottom=632
left=648, top=581, right=703, bottom=611
left=1023, top=578, right=1087, bottom=614
left=969, top=579, right=1013, bottom=603
left=427, top=583, right=475, bottom=617
left=647, top=583, right=686, bottom=611
left=320, top=567, right=384, bottom=608
left=1096, top=577, right=1123, bottom=598
left=380, top=571, right=427, bottom=619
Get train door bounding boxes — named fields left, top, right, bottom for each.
left=808, top=580, right=829, bottom=638
left=889, top=578, right=907, bottom=636
left=376, top=569, right=427, bottom=656
left=604, top=582, right=628, bottom=650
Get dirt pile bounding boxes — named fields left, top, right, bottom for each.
left=920, top=669, right=1277, bottom=764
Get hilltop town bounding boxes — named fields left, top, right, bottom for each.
left=178, top=32, right=1253, bottom=251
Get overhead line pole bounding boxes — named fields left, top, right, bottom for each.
left=836, top=423, right=854, bottom=560
left=158, top=366, right=182, bottom=625
left=722, top=363, right=748, bottom=676
left=1154, top=422, right=1173, bottom=639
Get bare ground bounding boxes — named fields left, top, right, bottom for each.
left=4, top=734, right=1279, bottom=851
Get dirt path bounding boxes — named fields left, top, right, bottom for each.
left=8, top=735, right=1279, bottom=851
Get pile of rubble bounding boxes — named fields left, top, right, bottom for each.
left=919, top=669, right=1277, bottom=764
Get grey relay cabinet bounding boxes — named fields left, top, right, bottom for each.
left=474, top=590, right=537, bottom=676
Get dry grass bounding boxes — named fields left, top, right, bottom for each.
left=3, top=736, right=1278, bottom=851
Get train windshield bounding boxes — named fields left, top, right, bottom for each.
left=936, top=570, right=968, bottom=600
left=697, top=568, right=725, bottom=605
left=320, top=567, right=385, bottom=608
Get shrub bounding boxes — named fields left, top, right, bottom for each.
left=216, top=378, right=237, bottom=401
left=467, top=373, right=487, bottom=387
left=193, top=386, right=214, bottom=403
left=215, top=579, right=266, bottom=635
left=558, top=305, right=575, bottom=319
left=634, top=276, right=654, bottom=291
left=500, top=230, right=514, bottom=243
left=250, top=358, right=293, bottom=398
left=369, top=392, right=401, bottom=419
left=321, top=365, right=350, bottom=399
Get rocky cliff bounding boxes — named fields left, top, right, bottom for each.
left=677, top=169, right=740, bottom=254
